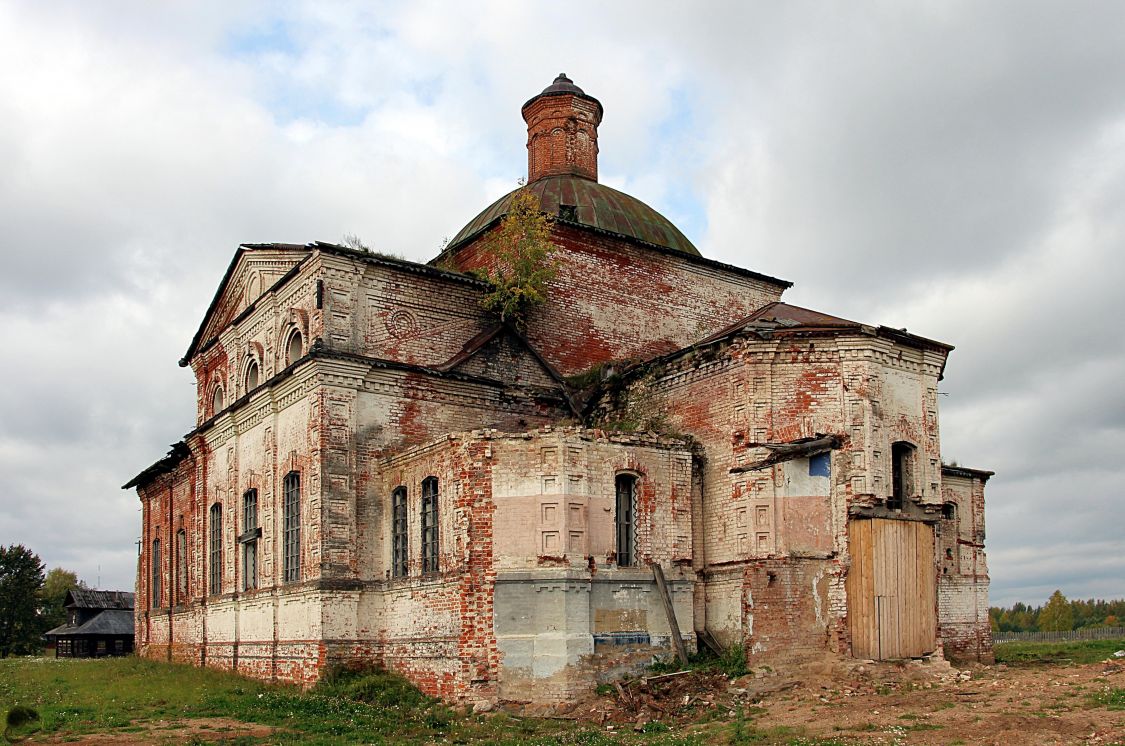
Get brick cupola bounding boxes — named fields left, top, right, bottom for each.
left=521, top=73, right=604, bottom=183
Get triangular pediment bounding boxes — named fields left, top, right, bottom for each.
left=440, top=324, right=568, bottom=391
left=182, top=244, right=310, bottom=365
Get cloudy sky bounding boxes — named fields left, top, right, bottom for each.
left=1, top=1, right=1122, bottom=608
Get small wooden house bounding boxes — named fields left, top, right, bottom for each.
left=44, top=589, right=134, bottom=658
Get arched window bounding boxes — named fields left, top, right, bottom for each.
left=392, top=487, right=408, bottom=578
left=615, top=474, right=637, bottom=566
left=241, top=490, right=258, bottom=591
left=211, top=385, right=225, bottom=414
left=209, top=503, right=222, bottom=595
left=889, top=441, right=916, bottom=511
left=421, top=477, right=439, bottom=574
left=151, top=536, right=162, bottom=608
left=245, top=360, right=260, bottom=392
left=283, top=472, right=301, bottom=582
left=175, top=529, right=188, bottom=603
left=286, top=329, right=304, bottom=366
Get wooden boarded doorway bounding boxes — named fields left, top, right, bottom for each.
left=847, top=518, right=936, bottom=660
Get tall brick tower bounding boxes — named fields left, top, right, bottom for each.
left=521, top=73, right=604, bottom=183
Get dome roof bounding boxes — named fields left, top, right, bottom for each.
left=448, top=174, right=700, bottom=256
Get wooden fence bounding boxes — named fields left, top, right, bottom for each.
left=993, top=626, right=1125, bottom=644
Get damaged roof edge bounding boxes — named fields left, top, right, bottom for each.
left=941, top=464, right=996, bottom=481
left=122, top=441, right=191, bottom=490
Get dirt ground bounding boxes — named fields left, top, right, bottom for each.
left=570, top=653, right=1125, bottom=744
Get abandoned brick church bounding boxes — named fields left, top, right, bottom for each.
left=127, top=75, right=993, bottom=706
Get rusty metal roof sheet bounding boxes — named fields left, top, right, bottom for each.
left=447, top=174, right=701, bottom=256
left=66, top=589, right=134, bottom=610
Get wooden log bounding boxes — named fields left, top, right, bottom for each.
left=651, top=562, right=689, bottom=666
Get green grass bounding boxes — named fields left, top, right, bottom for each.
left=993, top=638, right=1125, bottom=665
left=0, top=656, right=835, bottom=745
left=1092, top=687, right=1125, bottom=710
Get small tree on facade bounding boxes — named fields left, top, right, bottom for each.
left=1038, top=589, right=1074, bottom=632
left=0, top=545, right=46, bottom=657
left=478, top=189, right=557, bottom=327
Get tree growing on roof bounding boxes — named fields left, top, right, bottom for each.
left=0, top=545, right=45, bottom=657
left=478, top=189, right=558, bottom=328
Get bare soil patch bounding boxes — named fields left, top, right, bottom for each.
left=566, top=654, right=1125, bottom=743
left=39, top=717, right=278, bottom=744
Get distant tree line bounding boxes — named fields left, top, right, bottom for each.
left=0, top=544, right=85, bottom=657
left=990, top=590, right=1125, bottom=633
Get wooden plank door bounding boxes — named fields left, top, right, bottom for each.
left=846, top=518, right=936, bottom=660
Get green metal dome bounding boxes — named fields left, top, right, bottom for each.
left=448, top=174, right=700, bottom=256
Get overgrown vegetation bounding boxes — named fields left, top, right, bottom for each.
left=993, top=638, right=1125, bottom=665
left=477, top=189, right=558, bottom=327
left=650, top=644, right=751, bottom=678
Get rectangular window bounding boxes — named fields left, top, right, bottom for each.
left=392, top=487, right=408, bottom=577
left=151, top=536, right=162, bottom=608
left=176, top=529, right=188, bottom=603
left=209, top=503, right=222, bottom=595
left=114, top=639, right=124, bottom=654
left=242, top=489, right=258, bottom=591
left=890, top=442, right=915, bottom=511
left=615, top=474, right=637, bottom=566
left=421, top=477, right=439, bottom=574
left=284, top=472, right=301, bottom=583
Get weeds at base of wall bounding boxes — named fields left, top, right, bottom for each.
left=648, top=644, right=750, bottom=678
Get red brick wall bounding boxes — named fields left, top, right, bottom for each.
left=449, top=223, right=785, bottom=376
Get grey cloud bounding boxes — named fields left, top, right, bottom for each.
left=1, top=1, right=1122, bottom=608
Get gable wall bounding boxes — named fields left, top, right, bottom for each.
left=448, top=224, right=786, bottom=376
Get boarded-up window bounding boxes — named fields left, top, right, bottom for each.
left=283, top=472, right=301, bottom=582
left=392, top=486, right=408, bottom=577
left=421, top=477, right=439, bottom=574
left=615, top=474, right=637, bottom=566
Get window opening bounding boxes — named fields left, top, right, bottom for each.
left=211, top=385, right=225, bottom=414
left=176, top=529, right=188, bottom=603
left=242, top=489, right=258, bottom=591
left=245, top=360, right=259, bottom=391
left=209, top=503, right=222, bottom=595
left=421, top=477, right=439, bottom=574
left=889, top=442, right=915, bottom=511
left=392, top=486, right=408, bottom=577
left=286, top=330, right=303, bottom=366
left=151, top=536, right=162, bottom=608
left=615, top=474, right=637, bottom=566
left=942, top=502, right=957, bottom=521
left=284, top=472, right=301, bottom=582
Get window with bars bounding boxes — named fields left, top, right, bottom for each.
left=283, top=472, right=301, bottom=583
left=176, top=529, right=188, bottom=603
left=392, top=486, right=408, bottom=578
left=208, top=503, right=222, bottom=595
left=151, top=536, right=162, bottom=608
left=242, top=489, right=258, bottom=591
left=420, top=477, right=439, bottom=574
left=615, top=474, right=637, bottom=567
